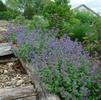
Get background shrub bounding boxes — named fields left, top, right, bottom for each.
left=70, top=23, right=93, bottom=41
left=83, top=17, right=101, bottom=58
left=94, top=17, right=101, bottom=41
left=69, top=10, right=96, bottom=42
left=0, top=0, right=7, bottom=11
left=73, top=10, right=96, bottom=24
left=43, top=0, right=72, bottom=37
left=0, top=10, right=19, bottom=20
left=29, top=15, right=49, bottom=30
left=14, top=16, right=26, bottom=25
left=5, top=0, right=52, bottom=19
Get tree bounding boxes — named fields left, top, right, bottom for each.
left=5, top=0, right=51, bottom=19
left=43, top=0, right=72, bottom=37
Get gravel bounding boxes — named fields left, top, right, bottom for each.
left=0, top=61, right=32, bottom=88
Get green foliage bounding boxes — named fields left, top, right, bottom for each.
left=94, top=17, right=101, bottom=30
left=83, top=17, right=101, bottom=58
left=83, top=32, right=101, bottom=58
left=29, top=15, right=49, bottom=30
left=0, top=10, right=19, bottom=20
left=69, top=10, right=97, bottom=41
left=94, top=17, right=101, bottom=40
left=23, top=7, right=35, bottom=19
left=74, top=10, right=96, bottom=24
left=43, top=0, right=71, bottom=37
left=69, top=17, right=81, bottom=26
left=38, top=62, right=92, bottom=99
left=69, top=23, right=92, bottom=41
left=13, top=15, right=49, bottom=31
left=73, top=11, right=101, bottom=58
left=16, top=43, right=31, bottom=61
left=14, top=16, right=26, bottom=24
left=88, top=82, right=101, bottom=100
left=0, top=0, right=7, bottom=11
left=5, top=0, right=51, bottom=19
left=0, top=0, right=19, bottom=20
left=6, top=32, right=16, bottom=43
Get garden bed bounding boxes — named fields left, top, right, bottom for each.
left=0, top=17, right=101, bottom=99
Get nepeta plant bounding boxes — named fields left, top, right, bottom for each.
left=5, top=23, right=55, bottom=61
left=4, top=23, right=30, bottom=60
left=32, top=36, right=92, bottom=99
left=5, top=23, right=100, bottom=100
left=4, top=23, right=16, bottom=43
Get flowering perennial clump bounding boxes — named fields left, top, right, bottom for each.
left=5, top=24, right=101, bottom=100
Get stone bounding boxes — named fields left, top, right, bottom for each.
left=7, top=62, right=14, bottom=67
left=40, top=94, right=60, bottom=100
left=6, top=82, right=11, bottom=86
left=0, top=43, right=13, bottom=56
left=16, top=80, right=24, bottom=86
left=4, top=70, right=8, bottom=74
left=0, top=69, right=3, bottom=74
left=0, top=61, right=33, bottom=89
left=11, top=78, right=17, bottom=85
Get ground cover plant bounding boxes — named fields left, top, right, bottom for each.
left=4, top=23, right=101, bottom=100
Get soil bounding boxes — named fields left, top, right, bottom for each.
left=0, top=60, right=32, bottom=88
